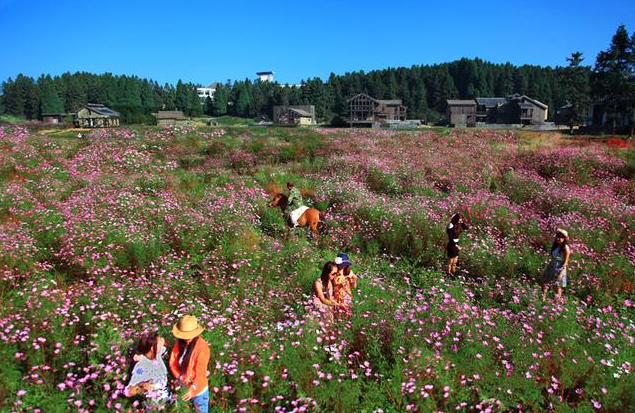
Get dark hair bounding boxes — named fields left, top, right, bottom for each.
left=336, top=265, right=351, bottom=276
left=321, top=262, right=336, bottom=285
left=450, top=213, right=462, bottom=225
left=137, top=331, right=159, bottom=356
left=177, top=337, right=199, bottom=374
left=127, top=331, right=159, bottom=378
left=286, top=181, right=294, bottom=188
left=550, top=236, right=568, bottom=253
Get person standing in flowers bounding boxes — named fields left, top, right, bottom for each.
left=541, top=229, right=571, bottom=300
left=446, top=213, right=469, bottom=276
left=169, top=315, right=210, bottom=413
left=125, top=331, right=172, bottom=407
left=312, top=262, right=343, bottom=322
left=332, top=253, right=358, bottom=316
left=285, top=181, right=304, bottom=225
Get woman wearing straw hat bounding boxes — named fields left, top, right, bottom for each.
left=169, top=315, right=210, bottom=413
left=541, top=229, right=571, bottom=300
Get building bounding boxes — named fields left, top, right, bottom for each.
left=447, top=95, right=548, bottom=126
left=509, top=94, right=548, bottom=125
left=273, top=105, right=316, bottom=126
left=475, top=98, right=507, bottom=123
left=256, top=71, right=274, bottom=82
left=348, top=93, right=407, bottom=127
left=447, top=100, right=477, bottom=126
left=197, top=83, right=217, bottom=100
left=154, top=110, right=188, bottom=125
left=74, top=103, right=120, bottom=128
left=42, top=113, right=67, bottom=125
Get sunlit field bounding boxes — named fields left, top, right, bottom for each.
left=1, top=125, right=634, bottom=412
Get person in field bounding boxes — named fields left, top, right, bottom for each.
left=124, top=331, right=172, bottom=407
left=332, top=253, right=358, bottom=316
left=285, top=181, right=305, bottom=226
left=541, top=229, right=571, bottom=300
left=446, top=213, right=469, bottom=276
left=169, top=315, right=210, bottom=413
left=312, top=261, right=343, bottom=322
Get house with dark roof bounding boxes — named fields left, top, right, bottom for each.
left=154, top=110, right=188, bottom=126
left=447, top=95, right=548, bottom=126
left=273, top=105, right=316, bottom=126
left=348, top=93, right=407, bottom=127
left=475, top=97, right=507, bottom=123
left=74, top=103, right=121, bottom=128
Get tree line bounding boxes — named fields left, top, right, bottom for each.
left=1, top=25, right=633, bottom=129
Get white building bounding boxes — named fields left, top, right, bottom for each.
left=197, top=83, right=217, bottom=100
left=256, top=71, right=274, bottom=82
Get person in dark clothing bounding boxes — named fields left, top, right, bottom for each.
left=446, top=213, right=469, bottom=276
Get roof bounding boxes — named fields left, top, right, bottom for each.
left=508, top=94, right=548, bottom=110
left=377, top=99, right=403, bottom=106
left=83, top=103, right=120, bottom=117
left=475, top=97, right=506, bottom=107
left=347, top=93, right=378, bottom=103
left=155, top=110, right=187, bottom=120
left=256, top=71, right=274, bottom=75
left=447, top=99, right=476, bottom=106
left=521, top=96, right=548, bottom=109
left=289, top=108, right=313, bottom=117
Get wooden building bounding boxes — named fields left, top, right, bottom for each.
left=154, top=110, right=188, bottom=125
left=509, top=94, right=548, bottom=125
left=446, top=100, right=477, bottom=126
left=447, top=95, right=548, bottom=126
left=74, top=103, right=121, bottom=128
left=273, top=105, right=316, bottom=126
left=348, top=93, right=407, bottom=127
left=475, top=98, right=507, bottom=123
left=42, top=113, right=67, bottom=125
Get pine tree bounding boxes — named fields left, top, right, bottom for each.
left=592, top=24, right=635, bottom=132
left=175, top=80, right=189, bottom=112
left=38, top=75, right=64, bottom=116
left=235, top=82, right=252, bottom=117
left=560, top=52, right=592, bottom=131
left=212, top=85, right=228, bottom=116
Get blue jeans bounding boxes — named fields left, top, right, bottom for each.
left=191, top=387, right=209, bottom=413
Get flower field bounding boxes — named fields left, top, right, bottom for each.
left=0, top=125, right=634, bottom=413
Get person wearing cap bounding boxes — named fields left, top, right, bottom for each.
left=332, top=253, right=357, bottom=316
left=446, top=213, right=469, bottom=276
left=541, top=229, right=571, bottom=300
left=169, top=315, right=210, bottom=413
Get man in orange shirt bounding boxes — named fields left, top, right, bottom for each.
left=169, top=315, right=210, bottom=413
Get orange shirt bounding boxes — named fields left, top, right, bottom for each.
left=169, top=338, right=210, bottom=396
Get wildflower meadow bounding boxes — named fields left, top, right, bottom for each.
left=0, top=125, right=634, bottom=413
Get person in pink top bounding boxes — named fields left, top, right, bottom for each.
left=312, top=262, right=343, bottom=323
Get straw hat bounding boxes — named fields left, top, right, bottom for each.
left=555, top=228, right=569, bottom=239
left=173, top=315, right=204, bottom=340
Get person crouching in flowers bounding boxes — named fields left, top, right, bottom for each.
left=312, top=261, right=343, bottom=323
left=124, top=331, right=172, bottom=407
left=332, top=253, right=357, bottom=317
left=541, top=229, right=571, bottom=301
left=169, top=315, right=210, bottom=413
left=446, top=213, right=469, bottom=276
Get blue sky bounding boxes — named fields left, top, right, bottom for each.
left=1, top=0, right=634, bottom=85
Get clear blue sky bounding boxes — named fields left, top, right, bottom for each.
left=1, top=0, right=634, bottom=86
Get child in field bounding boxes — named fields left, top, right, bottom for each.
left=446, top=213, right=469, bottom=276
left=541, top=228, right=571, bottom=300
left=169, top=315, right=210, bottom=413
left=125, top=331, right=172, bottom=407
left=332, top=253, right=357, bottom=316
